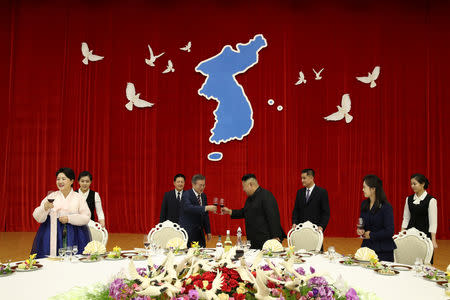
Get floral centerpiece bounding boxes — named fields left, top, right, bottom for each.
left=191, top=241, right=202, bottom=256
left=53, top=250, right=379, bottom=300
left=423, top=266, right=447, bottom=281
left=354, top=247, right=377, bottom=262
left=17, top=253, right=38, bottom=270
left=0, top=262, right=13, bottom=276
left=107, top=246, right=122, bottom=259
left=83, top=240, right=107, bottom=261
left=285, top=246, right=295, bottom=258
left=167, top=238, right=187, bottom=255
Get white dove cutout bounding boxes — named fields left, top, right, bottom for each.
left=125, top=83, right=154, bottom=111
left=356, top=66, right=380, bottom=88
left=295, top=71, right=306, bottom=85
left=145, top=44, right=165, bottom=67
left=324, top=93, right=353, bottom=123
left=180, top=41, right=191, bottom=52
left=81, top=42, right=104, bottom=65
left=162, top=60, right=175, bottom=73
left=313, top=68, right=324, bottom=80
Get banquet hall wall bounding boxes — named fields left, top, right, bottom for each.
left=0, top=0, right=449, bottom=239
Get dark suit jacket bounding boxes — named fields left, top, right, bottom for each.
left=360, top=200, right=397, bottom=253
left=231, top=187, right=285, bottom=249
left=292, top=185, right=330, bottom=230
left=160, top=190, right=184, bottom=224
left=179, top=189, right=211, bottom=247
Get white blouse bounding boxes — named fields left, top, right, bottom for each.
left=33, top=189, right=91, bottom=226
left=78, top=189, right=105, bottom=220
left=401, top=191, right=437, bottom=233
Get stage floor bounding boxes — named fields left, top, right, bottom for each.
left=1, top=232, right=448, bottom=271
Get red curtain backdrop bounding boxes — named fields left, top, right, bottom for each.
left=0, top=0, right=449, bottom=239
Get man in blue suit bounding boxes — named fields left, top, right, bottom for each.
left=179, top=174, right=217, bottom=247
left=159, top=174, right=186, bottom=224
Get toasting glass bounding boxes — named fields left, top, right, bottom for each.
left=47, top=191, right=55, bottom=205
left=213, top=198, right=219, bottom=214
left=219, top=198, right=224, bottom=215
left=357, top=218, right=364, bottom=238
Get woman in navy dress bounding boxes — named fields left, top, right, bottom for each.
left=401, top=173, right=438, bottom=263
left=31, top=168, right=91, bottom=258
left=357, top=174, right=396, bottom=262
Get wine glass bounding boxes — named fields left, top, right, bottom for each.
left=245, top=240, right=251, bottom=251
left=357, top=218, right=364, bottom=238
left=219, top=198, right=224, bottom=215
left=213, top=198, right=219, bottom=214
left=72, top=245, right=78, bottom=261
left=414, top=257, right=423, bottom=277
left=328, top=246, right=336, bottom=262
left=143, top=236, right=150, bottom=255
left=58, top=247, right=65, bottom=260
left=47, top=190, right=56, bottom=203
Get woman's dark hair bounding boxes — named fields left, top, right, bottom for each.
left=56, top=167, right=75, bottom=187
left=362, top=174, right=388, bottom=213
left=410, top=173, right=429, bottom=189
left=78, top=171, right=93, bottom=181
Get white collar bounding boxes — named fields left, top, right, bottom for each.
left=192, top=188, right=201, bottom=198
left=413, top=191, right=428, bottom=204
left=175, top=189, right=183, bottom=194
left=78, top=188, right=90, bottom=195
left=306, top=184, right=315, bottom=192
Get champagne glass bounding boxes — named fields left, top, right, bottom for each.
left=213, top=198, right=219, bottom=214
left=357, top=218, right=364, bottom=238
left=246, top=240, right=251, bottom=251
left=219, top=198, right=225, bottom=215
left=58, top=247, right=65, bottom=260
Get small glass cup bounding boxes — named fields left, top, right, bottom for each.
left=65, top=246, right=72, bottom=262
left=414, top=257, right=423, bottom=277
left=72, top=245, right=78, bottom=262
left=328, top=246, right=336, bottom=262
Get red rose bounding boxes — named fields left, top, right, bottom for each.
left=229, top=279, right=239, bottom=288
left=233, top=293, right=246, bottom=300
left=193, top=280, right=203, bottom=288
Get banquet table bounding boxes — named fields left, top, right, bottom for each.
left=0, top=250, right=447, bottom=300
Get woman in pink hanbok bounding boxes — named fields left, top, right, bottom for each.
left=31, top=168, right=91, bottom=258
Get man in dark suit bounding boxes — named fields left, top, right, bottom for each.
left=222, top=174, right=286, bottom=249
left=159, top=174, right=186, bottom=224
left=179, top=174, right=217, bottom=247
left=292, top=169, right=330, bottom=233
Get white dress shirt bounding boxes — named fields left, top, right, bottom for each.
left=175, top=189, right=183, bottom=201
left=401, top=191, right=437, bottom=233
left=78, top=189, right=105, bottom=221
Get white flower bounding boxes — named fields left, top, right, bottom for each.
left=354, top=247, right=378, bottom=261
left=262, top=239, right=283, bottom=252
left=83, top=241, right=106, bottom=255
left=166, top=237, right=187, bottom=249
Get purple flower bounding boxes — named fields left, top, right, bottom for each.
left=188, top=289, right=199, bottom=300
left=136, top=267, right=148, bottom=277
left=309, top=266, right=315, bottom=274
left=308, top=276, right=328, bottom=287
left=295, top=267, right=306, bottom=275
left=312, top=288, right=319, bottom=296
left=109, top=278, right=126, bottom=299
left=346, top=288, right=359, bottom=300
left=261, top=264, right=272, bottom=271
left=307, top=291, right=314, bottom=297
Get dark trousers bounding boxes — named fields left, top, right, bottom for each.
left=376, top=250, right=394, bottom=262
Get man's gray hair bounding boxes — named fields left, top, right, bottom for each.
left=192, top=174, right=205, bottom=184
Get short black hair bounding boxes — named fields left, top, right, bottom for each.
left=411, top=173, right=429, bottom=189
left=56, top=167, right=75, bottom=187
left=78, top=171, right=93, bottom=181
left=191, top=174, right=205, bottom=184
left=301, top=169, right=315, bottom=177
left=174, top=174, right=186, bottom=182
left=241, top=174, right=257, bottom=181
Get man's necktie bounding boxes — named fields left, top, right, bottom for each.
left=177, top=192, right=181, bottom=201
left=305, top=189, right=310, bottom=204
left=197, top=194, right=202, bottom=206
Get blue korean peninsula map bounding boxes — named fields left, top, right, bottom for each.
left=195, top=34, right=267, bottom=144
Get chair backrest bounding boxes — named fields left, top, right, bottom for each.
left=148, top=220, right=188, bottom=249
left=287, top=221, right=323, bottom=252
left=393, top=227, right=433, bottom=264
left=88, top=221, right=108, bottom=246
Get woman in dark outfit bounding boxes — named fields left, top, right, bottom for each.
left=401, top=173, right=438, bottom=263
left=357, top=175, right=396, bottom=262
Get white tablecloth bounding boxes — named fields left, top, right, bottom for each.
left=0, top=251, right=446, bottom=299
